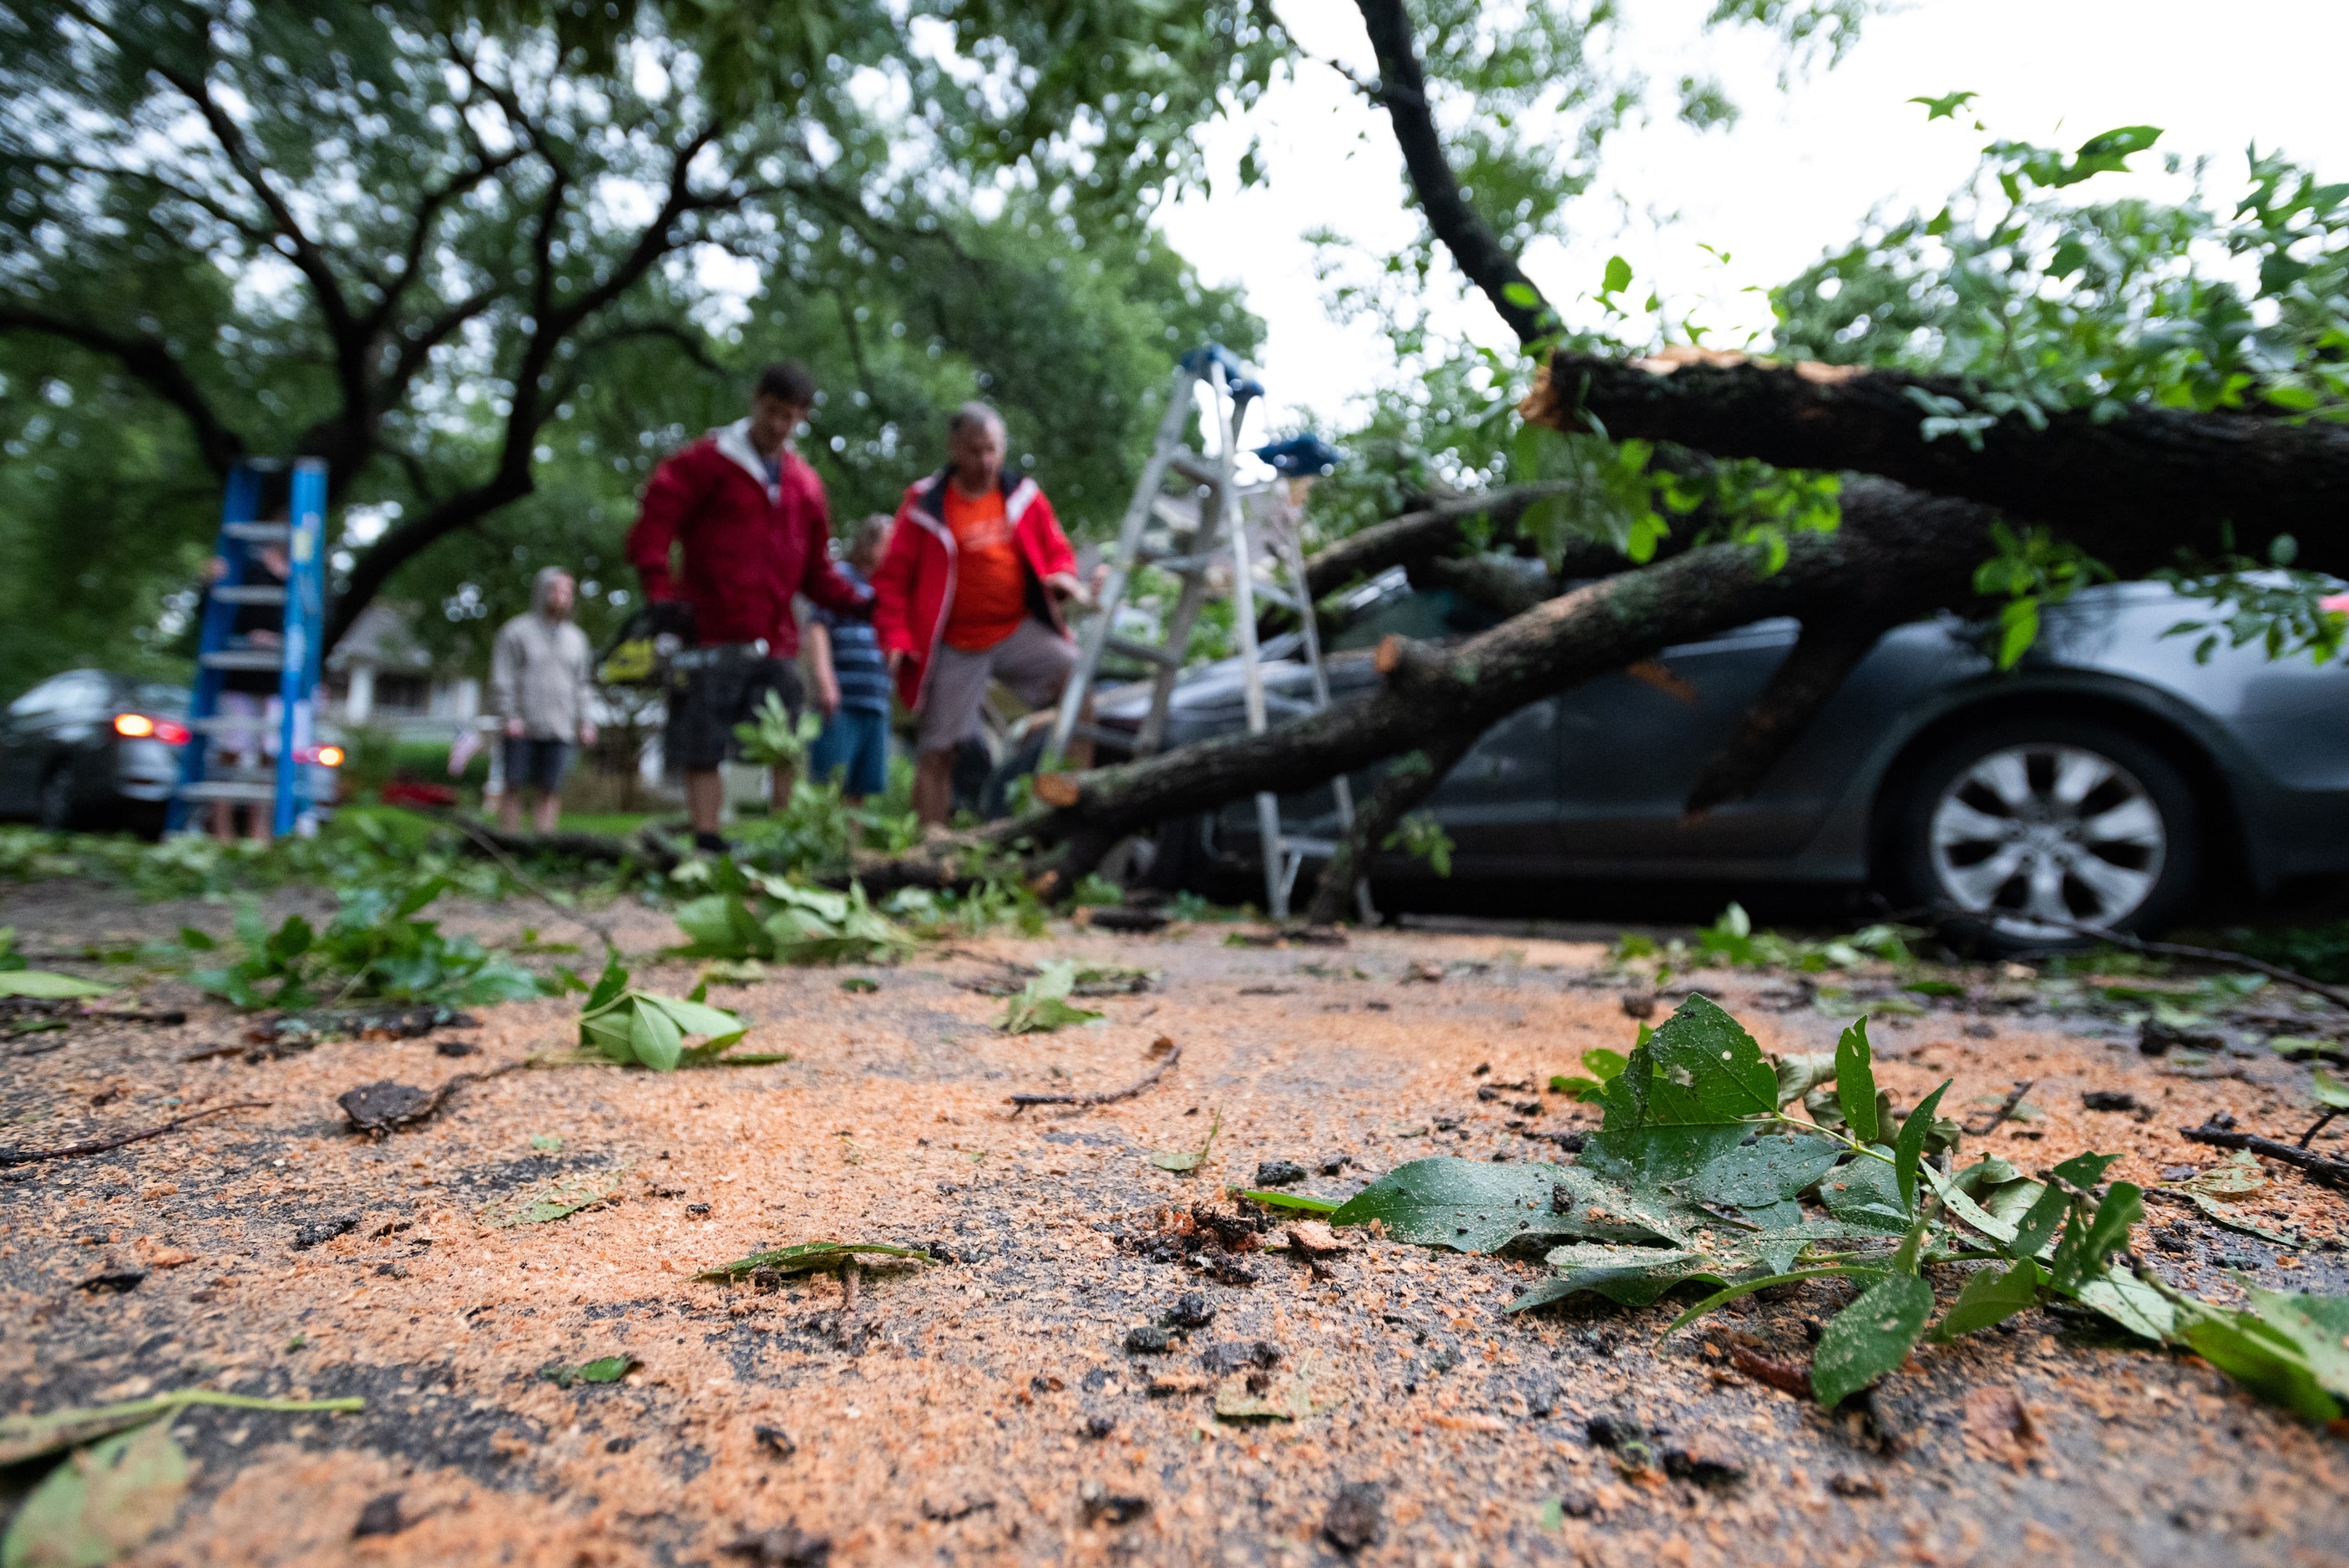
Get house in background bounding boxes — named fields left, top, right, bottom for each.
left=321, top=603, right=480, bottom=737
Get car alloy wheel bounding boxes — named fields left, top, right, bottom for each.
left=1926, top=742, right=2166, bottom=938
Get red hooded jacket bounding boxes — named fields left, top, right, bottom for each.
left=625, top=420, right=868, bottom=655
left=870, top=469, right=1076, bottom=710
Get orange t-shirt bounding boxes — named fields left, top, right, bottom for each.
left=941, top=485, right=1028, bottom=651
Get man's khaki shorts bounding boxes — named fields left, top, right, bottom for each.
left=916, top=617, right=1075, bottom=754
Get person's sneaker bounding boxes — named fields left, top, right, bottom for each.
left=692, top=831, right=726, bottom=856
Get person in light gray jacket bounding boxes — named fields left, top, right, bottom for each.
left=489, top=567, right=597, bottom=832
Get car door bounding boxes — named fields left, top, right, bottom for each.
left=1420, top=696, right=1567, bottom=865
left=1553, top=619, right=1809, bottom=861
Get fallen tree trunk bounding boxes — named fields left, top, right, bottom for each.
left=1023, top=478, right=1999, bottom=878
left=1531, top=351, right=2349, bottom=568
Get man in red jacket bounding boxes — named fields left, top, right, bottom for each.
left=627, top=362, right=871, bottom=850
left=872, top=402, right=1091, bottom=825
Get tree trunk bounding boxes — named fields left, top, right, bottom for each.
left=1531, top=352, right=2349, bottom=569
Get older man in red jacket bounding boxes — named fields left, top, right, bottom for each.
left=872, top=402, right=1091, bottom=825
left=628, top=362, right=870, bottom=850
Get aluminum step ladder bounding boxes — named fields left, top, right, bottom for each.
left=166, top=457, right=335, bottom=837
left=1044, top=346, right=1369, bottom=922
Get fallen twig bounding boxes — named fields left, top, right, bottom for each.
left=1007, top=1041, right=1182, bottom=1111
left=2299, top=1109, right=2341, bottom=1149
left=2179, top=1120, right=2349, bottom=1193
left=0, top=1100, right=269, bottom=1166
left=1729, top=1343, right=1810, bottom=1397
left=1962, top=1080, right=2035, bottom=1137
left=1933, top=904, right=2349, bottom=1012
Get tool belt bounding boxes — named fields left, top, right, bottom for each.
left=669, top=639, right=772, bottom=672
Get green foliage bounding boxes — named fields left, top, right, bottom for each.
left=1970, top=523, right=2115, bottom=668
left=1833, top=1018, right=1880, bottom=1145
left=1, top=1418, right=188, bottom=1568
left=574, top=955, right=773, bottom=1071
left=0, top=0, right=1273, bottom=695
left=1549, top=1044, right=1628, bottom=1103
left=539, top=1355, right=638, bottom=1388
left=995, top=959, right=1106, bottom=1034
left=475, top=1164, right=630, bottom=1229
left=1316, top=992, right=2347, bottom=1423
left=1150, top=1107, right=1221, bottom=1174
left=0, top=969, right=111, bottom=999
left=1381, top=812, right=1455, bottom=878
left=732, top=694, right=823, bottom=773
left=186, top=880, right=544, bottom=1010
left=0, top=1392, right=362, bottom=1470
left=669, top=862, right=912, bottom=966
left=1613, top=904, right=1920, bottom=983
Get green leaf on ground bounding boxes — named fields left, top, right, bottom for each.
left=1891, top=1080, right=1952, bottom=1216
left=1231, top=1188, right=1340, bottom=1214
left=1329, top=1159, right=1679, bottom=1253
left=2051, top=1183, right=2144, bottom=1291
left=0, top=1393, right=362, bottom=1469
left=1150, top=1107, right=1222, bottom=1173
left=998, top=960, right=1106, bottom=1034
left=1812, top=1272, right=1935, bottom=1407
left=1835, top=1018, right=1880, bottom=1145
left=0, top=970, right=113, bottom=999
left=1820, top=1149, right=1909, bottom=1233
left=1, top=1419, right=188, bottom=1568
left=476, top=1165, right=630, bottom=1229
left=1212, top=1351, right=1346, bottom=1422
left=1936, top=1259, right=2043, bottom=1340
left=540, top=1354, right=640, bottom=1388
left=579, top=983, right=749, bottom=1071
left=838, top=976, right=878, bottom=994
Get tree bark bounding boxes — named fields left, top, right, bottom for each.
left=1680, top=606, right=1913, bottom=817
left=1020, top=478, right=1998, bottom=857
left=1302, top=727, right=1481, bottom=926
left=1531, top=352, right=2349, bottom=569
left=1351, top=0, right=1554, bottom=346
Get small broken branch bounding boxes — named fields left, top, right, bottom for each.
left=2179, top=1120, right=2349, bottom=1193
left=1008, top=1042, right=1183, bottom=1111
left=1963, top=1080, right=2036, bottom=1138
left=1683, top=609, right=1911, bottom=817
left=1304, top=728, right=1481, bottom=926
left=1948, top=907, right=2349, bottom=1013
left=0, top=1100, right=270, bottom=1166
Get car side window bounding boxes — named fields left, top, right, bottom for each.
left=8, top=675, right=73, bottom=719
left=51, top=673, right=111, bottom=720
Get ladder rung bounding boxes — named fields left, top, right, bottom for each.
left=223, top=523, right=290, bottom=544
left=200, top=650, right=286, bottom=672
left=1167, top=453, right=1223, bottom=487
left=1141, top=552, right=1218, bottom=574
left=1278, top=835, right=1339, bottom=857
left=202, top=764, right=280, bottom=785
left=210, top=584, right=286, bottom=605
left=1104, top=635, right=1182, bottom=669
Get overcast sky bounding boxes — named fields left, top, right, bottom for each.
left=1156, top=0, right=2349, bottom=434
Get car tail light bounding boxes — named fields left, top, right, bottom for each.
left=296, top=744, right=346, bottom=767
left=114, top=713, right=190, bottom=745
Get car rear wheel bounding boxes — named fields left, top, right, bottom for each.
left=1891, top=720, right=2200, bottom=945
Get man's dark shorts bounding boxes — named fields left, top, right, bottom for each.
left=504, top=737, right=571, bottom=794
left=667, top=653, right=802, bottom=773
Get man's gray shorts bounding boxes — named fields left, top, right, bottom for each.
left=916, top=617, right=1075, bottom=753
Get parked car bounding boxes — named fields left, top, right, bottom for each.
left=1029, top=569, right=2349, bottom=942
left=0, top=670, right=195, bottom=834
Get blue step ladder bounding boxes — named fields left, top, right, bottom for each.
left=167, top=457, right=334, bottom=837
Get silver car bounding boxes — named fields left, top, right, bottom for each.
left=1081, top=572, right=2349, bottom=938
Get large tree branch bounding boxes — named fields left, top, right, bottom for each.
left=322, top=124, right=725, bottom=655
left=1680, top=607, right=1908, bottom=818
left=1025, top=479, right=1998, bottom=857
left=1303, top=727, right=1481, bottom=925
left=1533, top=351, right=2349, bottom=569
left=0, top=306, right=246, bottom=475
left=1351, top=0, right=1553, bottom=346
